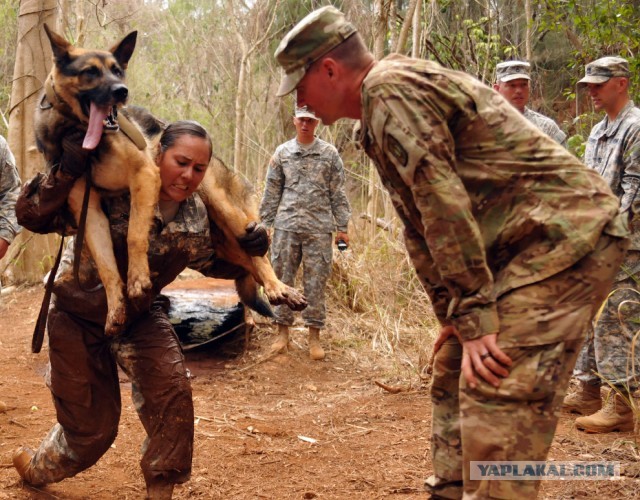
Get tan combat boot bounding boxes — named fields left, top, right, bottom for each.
left=308, top=327, right=325, bottom=360
left=562, top=382, right=602, bottom=415
left=575, top=391, right=635, bottom=433
left=270, top=324, right=289, bottom=353
left=12, top=447, right=46, bottom=486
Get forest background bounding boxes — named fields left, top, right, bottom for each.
left=1, top=0, right=639, bottom=364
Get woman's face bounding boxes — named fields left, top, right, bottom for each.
left=157, top=134, right=211, bottom=202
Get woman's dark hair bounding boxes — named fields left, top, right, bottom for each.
left=159, top=120, right=213, bottom=162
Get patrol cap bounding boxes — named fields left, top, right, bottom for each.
left=578, top=56, right=630, bottom=84
left=495, top=60, right=531, bottom=82
left=294, top=105, right=318, bottom=120
left=275, top=6, right=357, bottom=97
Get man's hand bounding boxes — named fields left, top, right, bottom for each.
left=237, top=221, right=270, bottom=256
left=59, top=130, right=93, bottom=178
left=461, top=334, right=512, bottom=389
left=432, top=325, right=462, bottom=357
left=335, top=231, right=349, bottom=245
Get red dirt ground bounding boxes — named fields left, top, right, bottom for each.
left=0, top=283, right=638, bottom=499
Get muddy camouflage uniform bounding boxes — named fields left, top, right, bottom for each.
left=523, top=107, right=567, bottom=145
left=358, top=54, right=628, bottom=499
left=259, top=138, right=351, bottom=328
left=0, top=135, right=22, bottom=280
left=15, top=167, right=232, bottom=489
left=575, top=100, right=640, bottom=391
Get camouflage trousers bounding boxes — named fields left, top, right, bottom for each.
left=573, top=274, right=640, bottom=390
left=428, top=233, right=626, bottom=499
left=27, top=296, right=194, bottom=488
left=271, top=229, right=332, bottom=328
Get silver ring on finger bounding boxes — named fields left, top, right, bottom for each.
left=479, top=352, right=491, bottom=361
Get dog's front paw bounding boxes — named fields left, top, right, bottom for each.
left=127, top=273, right=152, bottom=299
left=105, top=304, right=127, bottom=337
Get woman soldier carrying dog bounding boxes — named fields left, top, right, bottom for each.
left=12, top=121, right=267, bottom=499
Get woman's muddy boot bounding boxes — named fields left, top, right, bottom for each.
left=308, top=327, right=325, bottom=360
left=12, top=447, right=47, bottom=486
left=271, top=324, right=290, bottom=353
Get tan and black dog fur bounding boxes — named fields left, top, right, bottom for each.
left=36, top=25, right=305, bottom=336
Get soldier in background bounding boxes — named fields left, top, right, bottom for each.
left=494, top=60, right=567, bottom=145
left=259, top=106, right=351, bottom=361
left=0, top=134, right=21, bottom=420
left=0, top=135, right=22, bottom=286
left=563, top=56, right=640, bottom=433
left=274, top=6, right=629, bottom=498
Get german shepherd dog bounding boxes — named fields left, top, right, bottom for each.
left=36, top=25, right=305, bottom=336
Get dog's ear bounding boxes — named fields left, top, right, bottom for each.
left=110, top=31, right=137, bottom=69
left=43, top=23, right=72, bottom=66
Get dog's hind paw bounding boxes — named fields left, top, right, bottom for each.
left=283, top=287, right=307, bottom=311
left=265, top=284, right=307, bottom=311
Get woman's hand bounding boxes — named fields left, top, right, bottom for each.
left=59, top=130, right=92, bottom=178
left=237, top=221, right=270, bottom=256
left=461, top=334, right=512, bottom=389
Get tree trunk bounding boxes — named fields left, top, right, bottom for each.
left=5, top=0, right=59, bottom=284
left=411, top=0, right=422, bottom=58
left=395, top=0, right=419, bottom=54
left=525, top=0, right=532, bottom=62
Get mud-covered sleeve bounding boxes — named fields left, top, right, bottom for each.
left=329, top=150, right=351, bottom=232
left=15, top=164, right=77, bottom=235
left=258, top=151, right=284, bottom=228
left=368, top=82, right=498, bottom=341
left=0, top=138, right=22, bottom=244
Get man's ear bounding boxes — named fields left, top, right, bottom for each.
left=321, top=58, right=339, bottom=80
left=618, top=77, right=630, bottom=93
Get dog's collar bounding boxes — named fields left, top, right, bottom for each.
left=41, top=75, right=70, bottom=113
left=42, top=76, right=146, bottom=151
left=118, top=112, right=147, bottom=151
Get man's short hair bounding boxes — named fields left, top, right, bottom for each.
left=495, top=61, right=531, bottom=83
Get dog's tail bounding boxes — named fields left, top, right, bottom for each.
left=235, top=274, right=274, bottom=318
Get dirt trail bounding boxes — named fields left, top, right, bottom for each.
left=0, top=285, right=638, bottom=499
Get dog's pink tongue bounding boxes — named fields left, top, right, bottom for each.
left=83, top=102, right=110, bottom=150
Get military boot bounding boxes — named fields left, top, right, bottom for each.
left=308, top=327, right=325, bottom=360
left=12, top=447, right=47, bottom=486
left=562, top=382, right=601, bottom=415
left=575, top=391, right=635, bottom=433
left=270, top=324, right=289, bottom=353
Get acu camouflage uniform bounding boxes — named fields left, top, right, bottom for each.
left=259, top=137, right=351, bottom=328
left=523, top=107, right=567, bottom=145
left=0, top=135, right=22, bottom=266
left=16, top=171, right=225, bottom=488
left=359, top=54, right=628, bottom=499
left=575, top=100, right=640, bottom=391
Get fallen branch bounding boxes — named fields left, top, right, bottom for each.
left=235, top=350, right=280, bottom=373
left=374, top=380, right=410, bottom=394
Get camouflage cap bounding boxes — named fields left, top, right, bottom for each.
left=578, top=56, right=630, bottom=84
left=495, top=60, right=531, bottom=82
left=294, top=105, right=318, bottom=120
left=274, top=6, right=357, bottom=97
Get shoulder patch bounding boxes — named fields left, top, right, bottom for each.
left=387, top=134, right=408, bottom=168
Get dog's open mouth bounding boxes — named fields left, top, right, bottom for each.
left=83, top=103, right=119, bottom=150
